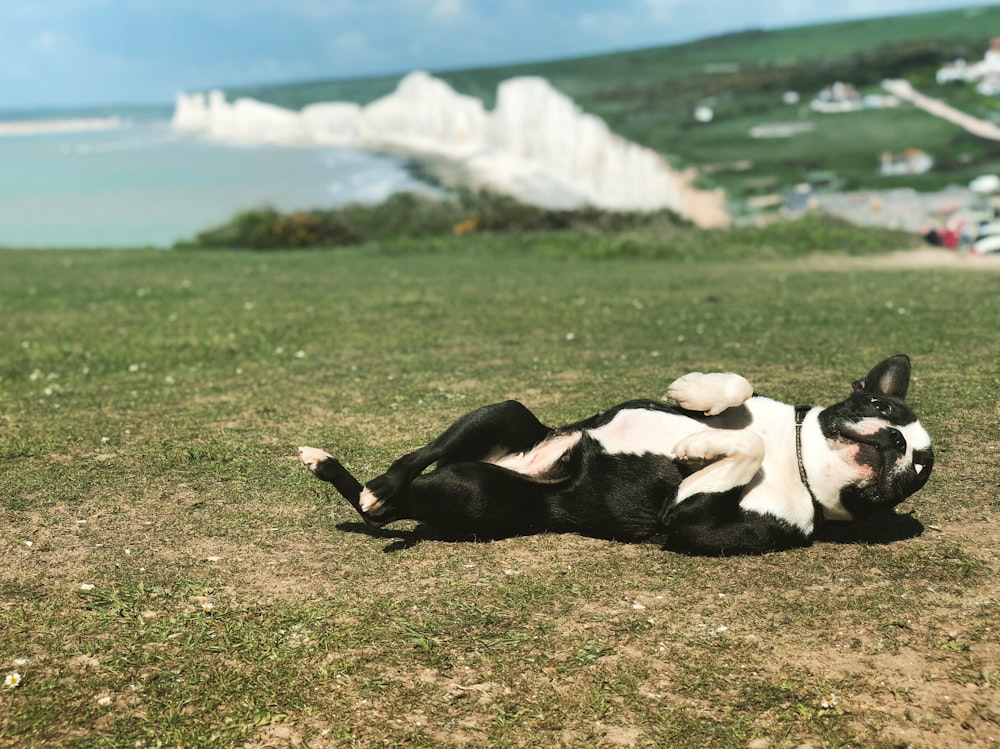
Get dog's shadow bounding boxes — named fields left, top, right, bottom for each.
left=815, top=510, right=924, bottom=546
left=339, top=511, right=925, bottom=554
left=335, top=521, right=473, bottom=552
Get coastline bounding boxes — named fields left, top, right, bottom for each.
left=0, top=117, right=123, bottom=137
left=172, top=72, right=731, bottom=229
left=0, top=120, right=427, bottom=249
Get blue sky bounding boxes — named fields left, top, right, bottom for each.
left=2, top=0, right=997, bottom=110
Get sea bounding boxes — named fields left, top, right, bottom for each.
left=0, top=107, right=431, bottom=249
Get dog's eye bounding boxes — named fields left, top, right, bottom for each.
left=868, top=397, right=892, bottom=417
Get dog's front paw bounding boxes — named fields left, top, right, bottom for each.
left=667, top=372, right=752, bottom=416
left=673, top=431, right=723, bottom=463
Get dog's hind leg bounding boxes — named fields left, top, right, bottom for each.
left=299, top=445, right=553, bottom=537
left=361, top=400, right=552, bottom=517
left=298, top=447, right=382, bottom=523
left=667, top=372, right=753, bottom=416
left=393, top=461, right=552, bottom=539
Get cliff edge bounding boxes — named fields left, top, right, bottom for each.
left=173, top=71, right=729, bottom=228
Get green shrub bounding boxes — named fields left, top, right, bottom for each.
left=179, top=189, right=685, bottom=250
left=179, top=187, right=918, bottom=259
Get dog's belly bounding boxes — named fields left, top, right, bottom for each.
left=489, top=432, right=583, bottom=476
left=488, top=409, right=706, bottom=478
left=588, top=408, right=705, bottom=458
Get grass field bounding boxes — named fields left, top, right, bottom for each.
left=1, top=241, right=999, bottom=748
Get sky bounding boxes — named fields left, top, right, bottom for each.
left=2, top=0, right=998, bottom=111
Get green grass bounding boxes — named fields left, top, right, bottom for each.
left=230, top=5, right=1000, bottom=199
left=1, top=241, right=998, bottom=747
left=179, top=189, right=920, bottom=252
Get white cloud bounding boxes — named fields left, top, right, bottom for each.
left=246, top=56, right=313, bottom=82
left=241, top=0, right=357, bottom=20
left=330, top=30, right=371, bottom=56
left=640, top=0, right=682, bottom=24
left=429, top=0, right=463, bottom=21
left=3, top=0, right=999, bottom=109
left=577, top=11, right=638, bottom=44
left=31, top=30, right=60, bottom=54
left=577, top=0, right=683, bottom=43
left=396, top=0, right=465, bottom=24
left=327, top=30, right=383, bottom=69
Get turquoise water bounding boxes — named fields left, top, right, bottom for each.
left=0, top=119, right=428, bottom=248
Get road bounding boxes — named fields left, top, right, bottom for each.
left=882, top=78, right=1000, bottom=141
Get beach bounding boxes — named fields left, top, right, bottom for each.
left=0, top=116, right=429, bottom=248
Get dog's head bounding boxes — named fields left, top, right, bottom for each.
left=818, top=355, right=933, bottom=518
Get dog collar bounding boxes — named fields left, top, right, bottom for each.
left=794, top=405, right=822, bottom=514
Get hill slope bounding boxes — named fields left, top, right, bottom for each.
left=229, top=5, right=1000, bottom=200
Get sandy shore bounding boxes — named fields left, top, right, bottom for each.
left=0, top=117, right=122, bottom=137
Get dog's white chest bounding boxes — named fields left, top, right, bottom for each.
left=589, top=409, right=703, bottom=458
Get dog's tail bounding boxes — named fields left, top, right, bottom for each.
left=298, top=446, right=364, bottom=513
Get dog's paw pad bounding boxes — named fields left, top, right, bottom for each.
left=298, top=446, right=332, bottom=473
left=359, top=487, right=388, bottom=516
left=667, top=373, right=705, bottom=411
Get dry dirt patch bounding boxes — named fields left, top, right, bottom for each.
left=804, top=247, right=1000, bottom=271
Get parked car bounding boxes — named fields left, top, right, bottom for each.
left=972, top=233, right=1000, bottom=254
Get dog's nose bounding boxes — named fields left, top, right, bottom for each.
left=889, top=428, right=906, bottom=452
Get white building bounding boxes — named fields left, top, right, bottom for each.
left=810, top=82, right=898, bottom=112
left=879, top=148, right=934, bottom=176
left=936, top=38, right=1000, bottom=95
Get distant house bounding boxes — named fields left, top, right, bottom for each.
left=811, top=82, right=863, bottom=112
left=862, top=93, right=899, bottom=109
left=811, top=82, right=898, bottom=113
left=936, top=38, right=1000, bottom=94
left=879, top=148, right=934, bottom=176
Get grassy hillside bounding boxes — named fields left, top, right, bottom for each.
left=231, top=5, right=1000, bottom=201
left=2, top=244, right=998, bottom=747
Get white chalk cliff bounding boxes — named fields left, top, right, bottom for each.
left=172, top=71, right=728, bottom=228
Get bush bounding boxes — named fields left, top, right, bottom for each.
left=178, top=189, right=686, bottom=250
left=179, top=188, right=918, bottom=260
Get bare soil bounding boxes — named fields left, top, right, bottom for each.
left=805, top=247, right=1000, bottom=271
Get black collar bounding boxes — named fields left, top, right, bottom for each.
left=794, top=405, right=822, bottom=519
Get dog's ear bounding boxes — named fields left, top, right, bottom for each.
left=852, top=355, right=911, bottom=400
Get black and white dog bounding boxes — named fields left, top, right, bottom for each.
left=299, top=355, right=933, bottom=555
